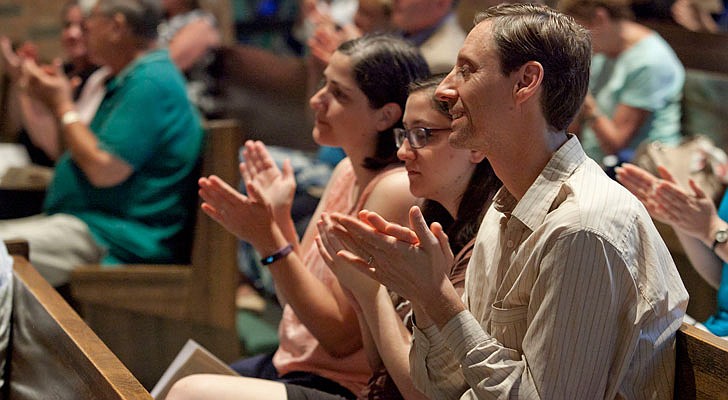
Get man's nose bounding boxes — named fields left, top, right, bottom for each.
left=435, top=68, right=458, bottom=105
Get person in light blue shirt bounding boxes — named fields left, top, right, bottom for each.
left=560, top=0, right=685, bottom=165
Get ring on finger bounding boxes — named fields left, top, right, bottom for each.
left=366, top=255, right=374, bottom=266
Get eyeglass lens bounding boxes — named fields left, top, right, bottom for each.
left=394, top=128, right=428, bottom=149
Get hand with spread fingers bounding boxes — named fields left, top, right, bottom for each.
left=652, top=169, right=717, bottom=243
left=198, top=174, right=281, bottom=250
left=616, top=163, right=719, bottom=243
left=327, top=206, right=457, bottom=314
left=357, top=209, right=420, bottom=245
left=307, top=21, right=361, bottom=70
left=240, top=140, right=296, bottom=219
left=21, top=58, right=75, bottom=117
left=0, top=36, right=37, bottom=83
left=1, top=37, right=23, bottom=82
left=615, top=163, right=667, bottom=219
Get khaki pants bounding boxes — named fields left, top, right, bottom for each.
left=0, top=214, right=105, bottom=286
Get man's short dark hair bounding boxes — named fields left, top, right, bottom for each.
left=97, top=0, right=162, bottom=40
left=475, top=4, right=592, bottom=131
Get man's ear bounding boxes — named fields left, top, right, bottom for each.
left=592, top=7, right=611, bottom=28
left=110, top=12, right=128, bottom=40
left=513, top=61, right=544, bottom=105
left=469, top=150, right=487, bottom=164
left=375, top=103, right=403, bottom=132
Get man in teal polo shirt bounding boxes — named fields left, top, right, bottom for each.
left=0, top=0, right=203, bottom=287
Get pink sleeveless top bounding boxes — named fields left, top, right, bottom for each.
left=273, top=158, right=405, bottom=395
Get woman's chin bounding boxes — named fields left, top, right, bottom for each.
left=407, top=181, right=426, bottom=199
left=312, top=129, right=324, bottom=145
left=312, top=129, right=338, bottom=148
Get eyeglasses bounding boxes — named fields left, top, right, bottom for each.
left=393, top=127, right=451, bottom=149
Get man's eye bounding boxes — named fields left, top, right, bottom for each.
left=458, top=65, right=471, bottom=78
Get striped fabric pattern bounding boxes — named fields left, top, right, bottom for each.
left=410, top=135, right=689, bottom=399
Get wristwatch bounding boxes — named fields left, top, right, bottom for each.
left=60, top=110, right=81, bottom=127
left=711, top=229, right=728, bottom=251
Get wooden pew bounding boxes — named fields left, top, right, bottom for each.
left=641, top=20, right=728, bottom=75
left=70, top=119, right=245, bottom=388
left=211, top=45, right=317, bottom=153
left=674, top=322, right=728, bottom=399
left=4, top=239, right=28, bottom=260
left=3, top=243, right=151, bottom=399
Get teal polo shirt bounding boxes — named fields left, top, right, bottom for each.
left=44, top=49, right=204, bottom=264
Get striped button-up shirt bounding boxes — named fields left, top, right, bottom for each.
left=410, top=135, right=689, bottom=399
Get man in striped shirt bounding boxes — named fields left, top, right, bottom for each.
left=331, top=3, right=689, bottom=398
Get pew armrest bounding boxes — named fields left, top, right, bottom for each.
left=4, top=239, right=28, bottom=260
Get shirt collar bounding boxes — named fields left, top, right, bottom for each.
left=105, top=48, right=167, bottom=93
left=494, top=134, right=586, bottom=231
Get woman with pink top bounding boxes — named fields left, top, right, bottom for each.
left=172, top=34, right=429, bottom=399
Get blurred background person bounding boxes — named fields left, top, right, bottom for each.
left=307, top=0, right=393, bottom=82
left=390, top=0, right=464, bottom=74
left=559, top=0, right=685, bottom=171
left=309, top=0, right=463, bottom=75
left=1, top=0, right=108, bottom=166
left=158, top=0, right=222, bottom=117
left=0, top=0, right=204, bottom=289
left=295, top=0, right=359, bottom=48
left=617, top=163, right=728, bottom=340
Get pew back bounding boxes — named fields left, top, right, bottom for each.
left=674, top=322, right=728, bottom=399
left=4, top=251, right=150, bottom=399
left=642, top=20, right=728, bottom=148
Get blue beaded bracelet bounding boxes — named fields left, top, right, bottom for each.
left=260, top=244, right=293, bottom=266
